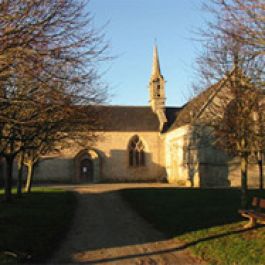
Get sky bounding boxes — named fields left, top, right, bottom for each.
left=89, top=0, right=207, bottom=107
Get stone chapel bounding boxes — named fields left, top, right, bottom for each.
left=33, top=46, right=261, bottom=188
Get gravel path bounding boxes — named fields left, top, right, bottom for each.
left=51, top=184, right=205, bottom=265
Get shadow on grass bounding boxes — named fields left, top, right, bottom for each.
left=50, top=186, right=265, bottom=263
left=82, top=226, right=264, bottom=264
left=2, top=185, right=264, bottom=264
left=120, top=187, right=265, bottom=237
left=0, top=188, right=77, bottom=263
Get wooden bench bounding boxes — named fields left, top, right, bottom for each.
left=239, top=197, right=265, bottom=228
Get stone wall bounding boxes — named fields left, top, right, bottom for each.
left=165, top=125, right=263, bottom=188
left=165, top=125, right=191, bottom=184
left=33, top=131, right=166, bottom=183
left=34, top=157, right=74, bottom=182
left=2, top=125, right=262, bottom=187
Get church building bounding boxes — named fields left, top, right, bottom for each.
left=34, top=46, right=261, bottom=188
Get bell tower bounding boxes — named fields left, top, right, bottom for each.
left=149, top=45, right=167, bottom=130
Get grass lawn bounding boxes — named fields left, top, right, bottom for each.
left=0, top=187, right=77, bottom=264
left=121, top=188, right=265, bottom=265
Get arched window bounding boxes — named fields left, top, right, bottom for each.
left=128, top=135, right=145, bottom=167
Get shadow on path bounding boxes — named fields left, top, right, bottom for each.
left=51, top=184, right=264, bottom=265
left=51, top=184, right=206, bottom=264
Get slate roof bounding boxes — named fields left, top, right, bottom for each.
left=162, top=107, right=183, bottom=132
left=168, top=68, right=248, bottom=131
left=97, top=105, right=181, bottom=132
left=91, top=70, right=241, bottom=133
left=168, top=81, right=223, bottom=131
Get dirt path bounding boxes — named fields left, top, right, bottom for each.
left=51, top=184, right=205, bottom=265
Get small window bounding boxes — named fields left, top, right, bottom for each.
left=128, top=135, right=145, bottom=167
left=157, top=84, right=160, bottom=97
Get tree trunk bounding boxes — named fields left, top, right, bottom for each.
left=241, top=154, right=248, bottom=209
left=258, top=151, right=263, bottom=190
left=17, top=156, right=24, bottom=198
left=4, top=156, right=14, bottom=202
left=25, top=162, right=34, bottom=193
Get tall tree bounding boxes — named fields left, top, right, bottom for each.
left=0, top=0, right=108, bottom=201
left=193, top=0, right=265, bottom=207
left=211, top=0, right=265, bottom=190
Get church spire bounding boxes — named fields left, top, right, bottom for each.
left=149, top=45, right=167, bottom=130
left=152, top=45, right=161, bottom=77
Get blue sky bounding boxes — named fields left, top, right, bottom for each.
left=89, top=0, right=206, bottom=107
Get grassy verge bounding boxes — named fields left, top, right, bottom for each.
left=0, top=187, right=77, bottom=264
left=121, top=188, right=265, bottom=265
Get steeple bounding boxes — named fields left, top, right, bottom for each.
left=152, top=45, right=161, bottom=77
left=149, top=45, right=167, bottom=130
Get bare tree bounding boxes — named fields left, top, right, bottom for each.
left=210, top=0, right=265, bottom=57
left=211, top=0, right=265, bottom=191
left=24, top=105, right=102, bottom=193
left=193, top=6, right=265, bottom=207
left=0, top=0, right=108, bottom=201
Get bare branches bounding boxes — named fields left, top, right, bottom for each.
left=203, top=0, right=265, bottom=57
left=193, top=0, right=265, bottom=207
left=0, top=0, right=108, bottom=201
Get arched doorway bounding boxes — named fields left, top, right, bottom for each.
left=74, top=149, right=100, bottom=183
left=80, top=158, right=93, bottom=182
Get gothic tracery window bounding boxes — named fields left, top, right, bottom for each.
left=128, top=135, right=145, bottom=167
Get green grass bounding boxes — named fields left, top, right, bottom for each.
left=121, top=188, right=265, bottom=265
left=0, top=187, right=77, bottom=264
